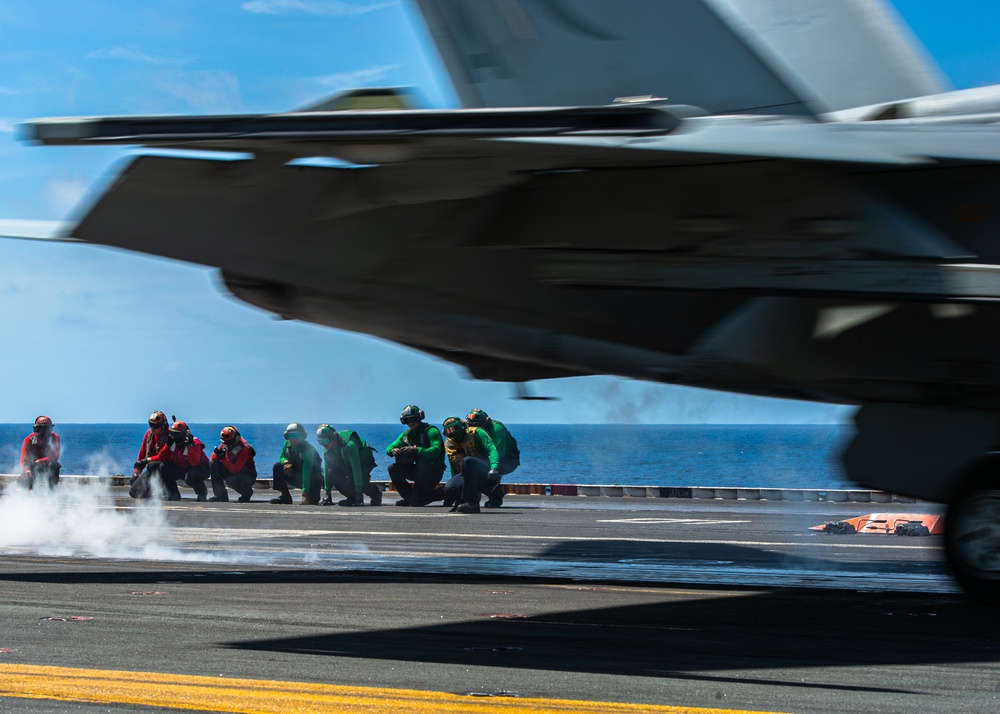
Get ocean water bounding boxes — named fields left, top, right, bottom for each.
left=0, top=423, right=857, bottom=489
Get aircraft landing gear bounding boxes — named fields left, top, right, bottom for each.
left=945, top=469, right=1000, bottom=605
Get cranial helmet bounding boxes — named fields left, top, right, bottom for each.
left=316, top=424, right=337, bottom=443
left=169, top=420, right=190, bottom=438
left=148, top=411, right=168, bottom=428
left=442, top=416, right=466, bottom=440
left=399, top=405, right=425, bottom=424
left=220, top=426, right=240, bottom=444
left=284, top=423, right=306, bottom=440
left=33, top=415, right=53, bottom=434
left=465, top=409, right=489, bottom=428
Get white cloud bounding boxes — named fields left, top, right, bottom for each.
left=43, top=177, right=89, bottom=217
left=154, top=70, right=243, bottom=113
left=315, top=64, right=401, bottom=90
left=87, top=46, right=188, bottom=65
left=242, top=0, right=394, bottom=16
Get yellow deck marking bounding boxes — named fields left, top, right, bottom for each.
left=0, top=664, right=787, bottom=714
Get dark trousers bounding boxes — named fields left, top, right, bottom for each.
left=325, top=465, right=380, bottom=501
left=210, top=461, right=256, bottom=500
left=130, top=461, right=209, bottom=500
left=441, top=457, right=498, bottom=505
left=499, top=452, right=519, bottom=476
left=17, top=461, right=61, bottom=490
left=484, top=453, right=519, bottom=505
left=388, top=459, right=444, bottom=505
left=272, top=462, right=321, bottom=504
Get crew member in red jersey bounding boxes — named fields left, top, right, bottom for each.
left=131, top=411, right=170, bottom=485
left=208, top=425, right=257, bottom=503
left=129, top=420, right=210, bottom=501
left=18, top=415, right=61, bottom=490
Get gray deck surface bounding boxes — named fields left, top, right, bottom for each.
left=1, top=486, right=995, bottom=713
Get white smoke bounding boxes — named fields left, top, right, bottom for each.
left=0, top=480, right=355, bottom=566
left=0, top=474, right=375, bottom=567
left=0, top=479, right=175, bottom=559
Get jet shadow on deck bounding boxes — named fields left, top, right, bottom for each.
left=221, top=588, right=999, bottom=688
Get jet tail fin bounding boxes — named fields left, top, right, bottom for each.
left=414, top=0, right=948, bottom=115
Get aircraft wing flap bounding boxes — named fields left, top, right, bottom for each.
left=535, top=252, right=1000, bottom=302
left=507, top=119, right=1000, bottom=166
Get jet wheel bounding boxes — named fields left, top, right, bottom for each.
left=945, top=481, right=1000, bottom=606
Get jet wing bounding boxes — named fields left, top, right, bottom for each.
left=27, top=104, right=681, bottom=147
left=26, top=108, right=1000, bottom=167
left=24, top=105, right=1000, bottom=306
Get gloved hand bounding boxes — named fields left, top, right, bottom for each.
left=392, top=446, right=416, bottom=463
left=213, top=446, right=226, bottom=458
left=166, top=433, right=177, bottom=446
left=283, top=461, right=293, bottom=475
left=133, top=459, right=147, bottom=474
left=388, top=448, right=399, bottom=458
left=183, top=434, right=194, bottom=446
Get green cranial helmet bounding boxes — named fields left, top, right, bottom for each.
left=284, top=422, right=306, bottom=440
left=316, top=424, right=337, bottom=445
left=442, top=416, right=466, bottom=440
left=465, top=409, right=489, bottom=428
left=399, top=404, right=425, bottom=424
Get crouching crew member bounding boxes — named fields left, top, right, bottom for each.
left=131, top=420, right=210, bottom=500
left=271, top=423, right=322, bottom=505
left=440, top=416, right=500, bottom=513
left=386, top=404, right=445, bottom=507
left=18, top=415, right=61, bottom=490
left=132, top=411, right=169, bottom=487
left=465, top=409, right=520, bottom=508
left=316, top=424, right=382, bottom=507
left=209, top=426, right=257, bottom=502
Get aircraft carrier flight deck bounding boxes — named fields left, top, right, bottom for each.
left=2, top=484, right=995, bottom=714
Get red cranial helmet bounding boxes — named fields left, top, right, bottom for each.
left=148, top=411, right=168, bottom=428
left=33, top=415, right=53, bottom=434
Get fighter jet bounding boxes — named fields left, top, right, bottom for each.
left=21, top=0, right=1000, bottom=602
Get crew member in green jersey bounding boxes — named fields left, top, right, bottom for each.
left=316, top=424, right=383, bottom=507
left=465, top=408, right=520, bottom=507
left=271, top=423, right=323, bottom=505
left=386, top=404, right=446, bottom=506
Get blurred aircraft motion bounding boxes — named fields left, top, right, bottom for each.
left=21, top=0, right=1000, bottom=601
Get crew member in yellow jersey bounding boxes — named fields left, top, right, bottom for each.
left=439, top=416, right=500, bottom=513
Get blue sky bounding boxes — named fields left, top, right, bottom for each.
left=0, top=0, right=995, bottom=424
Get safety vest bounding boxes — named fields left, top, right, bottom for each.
left=140, top=430, right=166, bottom=459
left=446, top=426, right=484, bottom=473
left=403, top=423, right=432, bottom=448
